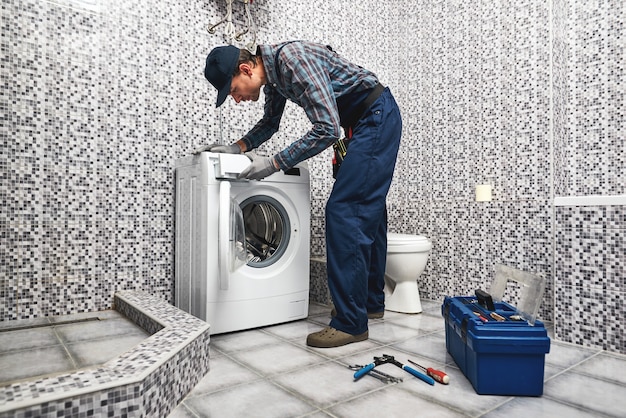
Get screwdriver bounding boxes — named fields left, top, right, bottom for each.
left=407, top=360, right=450, bottom=384
left=473, top=311, right=489, bottom=322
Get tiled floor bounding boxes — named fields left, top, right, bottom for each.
left=169, top=300, right=626, bottom=418
left=0, top=310, right=150, bottom=386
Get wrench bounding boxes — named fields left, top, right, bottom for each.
left=349, top=365, right=389, bottom=383
left=350, top=365, right=397, bottom=383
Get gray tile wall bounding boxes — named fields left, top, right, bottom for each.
left=1, top=0, right=624, bottom=353
left=552, top=1, right=624, bottom=353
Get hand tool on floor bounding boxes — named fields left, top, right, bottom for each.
left=353, top=354, right=435, bottom=385
left=348, top=364, right=402, bottom=384
left=349, top=365, right=388, bottom=384
left=407, top=359, right=450, bottom=384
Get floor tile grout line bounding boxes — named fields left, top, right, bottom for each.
left=542, top=348, right=622, bottom=386
left=0, top=317, right=102, bottom=333
left=0, top=339, right=64, bottom=356
left=180, top=348, right=268, bottom=402
left=0, top=314, right=150, bottom=386
left=392, top=384, right=477, bottom=418
left=471, top=396, right=516, bottom=418
left=266, top=376, right=344, bottom=415
left=181, top=355, right=325, bottom=415
left=178, top=402, right=202, bottom=418
left=53, top=324, right=80, bottom=370
left=295, top=408, right=338, bottom=418
left=530, top=394, right=616, bottom=418
left=386, top=341, right=461, bottom=372
left=302, top=377, right=475, bottom=418
left=309, top=384, right=391, bottom=413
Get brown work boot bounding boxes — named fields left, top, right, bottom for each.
left=330, top=307, right=384, bottom=320
left=306, top=326, right=368, bottom=348
left=367, top=311, right=384, bottom=319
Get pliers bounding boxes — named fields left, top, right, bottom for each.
left=348, top=364, right=402, bottom=384
left=353, top=354, right=435, bottom=385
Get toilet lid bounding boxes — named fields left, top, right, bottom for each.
left=387, top=233, right=432, bottom=252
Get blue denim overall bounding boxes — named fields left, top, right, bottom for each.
left=327, top=87, right=402, bottom=335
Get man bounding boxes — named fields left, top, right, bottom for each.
left=197, top=41, right=402, bottom=348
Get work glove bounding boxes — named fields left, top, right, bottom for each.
left=193, top=143, right=241, bottom=154
left=237, top=153, right=279, bottom=180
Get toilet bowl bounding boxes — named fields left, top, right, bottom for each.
left=384, top=233, right=432, bottom=314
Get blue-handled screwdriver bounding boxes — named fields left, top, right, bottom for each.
left=407, top=359, right=450, bottom=384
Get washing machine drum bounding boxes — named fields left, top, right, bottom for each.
left=240, top=196, right=290, bottom=267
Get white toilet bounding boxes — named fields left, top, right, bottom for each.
left=384, top=233, right=432, bottom=314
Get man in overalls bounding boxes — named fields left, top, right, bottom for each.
left=197, top=41, right=402, bottom=348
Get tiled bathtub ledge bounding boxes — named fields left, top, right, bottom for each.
left=0, top=291, right=210, bottom=418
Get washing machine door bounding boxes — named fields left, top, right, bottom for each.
left=218, top=181, right=247, bottom=290
left=240, top=194, right=290, bottom=268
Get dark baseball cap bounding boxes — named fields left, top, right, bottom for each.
left=204, top=45, right=240, bottom=107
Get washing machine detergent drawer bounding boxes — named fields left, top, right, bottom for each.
left=212, top=154, right=251, bottom=179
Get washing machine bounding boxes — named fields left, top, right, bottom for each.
left=174, top=152, right=310, bottom=334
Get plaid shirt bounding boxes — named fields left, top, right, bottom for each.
left=240, top=41, right=379, bottom=170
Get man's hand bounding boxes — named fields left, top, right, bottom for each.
left=237, top=153, right=279, bottom=180
left=193, top=143, right=241, bottom=154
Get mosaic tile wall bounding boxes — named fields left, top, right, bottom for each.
left=551, top=1, right=625, bottom=353
left=384, top=0, right=557, bottom=320
left=1, top=0, right=624, bottom=354
left=553, top=0, right=624, bottom=198
left=554, top=206, right=625, bottom=353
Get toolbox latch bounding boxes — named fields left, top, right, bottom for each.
left=461, top=317, right=468, bottom=343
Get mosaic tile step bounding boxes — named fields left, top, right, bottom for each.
left=0, top=291, right=210, bottom=418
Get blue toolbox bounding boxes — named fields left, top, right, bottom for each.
left=442, top=295, right=550, bottom=396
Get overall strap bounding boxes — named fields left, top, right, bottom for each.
left=273, top=42, right=334, bottom=79
left=274, top=41, right=298, bottom=77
